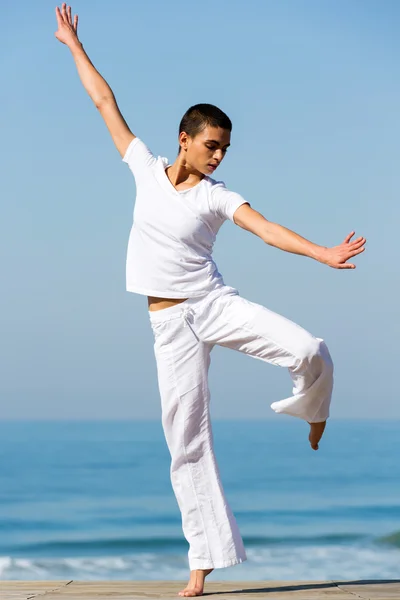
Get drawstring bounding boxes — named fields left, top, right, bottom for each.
left=182, top=307, right=200, bottom=341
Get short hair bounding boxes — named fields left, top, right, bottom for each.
left=177, top=103, right=232, bottom=154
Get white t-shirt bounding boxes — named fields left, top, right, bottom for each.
left=122, top=137, right=249, bottom=298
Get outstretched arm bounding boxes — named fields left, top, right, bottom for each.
left=55, top=3, right=134, bottom=157
left=233, top=204, right=366, bottom=269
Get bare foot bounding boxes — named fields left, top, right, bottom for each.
left=308, top=420, right=326, bottom=451
left=178, top=568, right=214, bottom=597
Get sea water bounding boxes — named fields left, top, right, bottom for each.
left=1, top=419, right=399, bottom=581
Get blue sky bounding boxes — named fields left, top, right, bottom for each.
left=1, top=0, right=398, bottom=420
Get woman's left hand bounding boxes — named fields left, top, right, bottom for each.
left=321, top=231, right=366, bottom=269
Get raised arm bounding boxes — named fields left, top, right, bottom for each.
left=233, top=203, right=366, bottom=269
left=55, top=3, right=134, bottom=157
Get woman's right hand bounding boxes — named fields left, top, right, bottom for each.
left=55, top=3, right=79, bottom=47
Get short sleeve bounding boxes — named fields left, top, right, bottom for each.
left=211, top=181, right=250, bottom=222
left=122, top=137, right=157, bottom=180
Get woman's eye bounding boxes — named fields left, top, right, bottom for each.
left=206, top=146, right=228, bottom=153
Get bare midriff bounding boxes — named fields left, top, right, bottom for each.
left=147, top=296, right=189, bottom=312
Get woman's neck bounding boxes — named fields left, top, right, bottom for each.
left=166, top=157, right=204, bottom=190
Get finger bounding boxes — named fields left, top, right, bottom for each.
left=350, top=247, right=365, bottom=257
left=344, top=231, right=355, bottom=244
left=67, top=5, right=72, bottom=26
left=350, top=236, right=364, bottom=246
left=349, top=238, right=367, bottom=248
left=55, top=6, right=63, bottom=26
left=343, top=247, right=365, bottom=260
left=74, top=13, right=78, bottom=33
left=339, top=263, right=356, bottom=269
left=61, top=2, right=68, bottom=21
left=350, top=240, right=366, bottom=251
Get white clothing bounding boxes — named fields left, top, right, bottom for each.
left=149, top=284, right=334, bottom=570
left=122, top=137, right=249, bottom=298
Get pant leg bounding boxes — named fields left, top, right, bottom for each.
left=150, top=308, right=247, bottom=570
left=196, top=292, right=334, bottom=423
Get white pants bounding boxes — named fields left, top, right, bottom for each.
left=148, top=284, right=334, bottom=570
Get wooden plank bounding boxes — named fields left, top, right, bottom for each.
left=336, top=579, right=400, bottom=599
left=1, top=580, right=400, bottom=599
left=0, top=581, right=72, bottom=600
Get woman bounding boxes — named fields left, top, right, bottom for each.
left=55, top=4, right=366, bottom=597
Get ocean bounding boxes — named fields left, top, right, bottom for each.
left=1, top=419, right=399, bottom=581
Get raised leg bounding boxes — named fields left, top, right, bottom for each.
left=200, top=293, right=334, bottom=424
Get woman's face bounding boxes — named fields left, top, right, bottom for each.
left=181, top=126, right=231, bottom=176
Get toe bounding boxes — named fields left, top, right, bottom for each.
left=180, top=587, right=203, bottom=597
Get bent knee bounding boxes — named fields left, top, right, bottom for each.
left=298, top=337, right=334, bottom=373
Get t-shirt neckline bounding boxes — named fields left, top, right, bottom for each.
left=163, top=164, right=207, bottom=195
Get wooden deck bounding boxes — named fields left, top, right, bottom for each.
left=1, top=580, right=400, bottom=599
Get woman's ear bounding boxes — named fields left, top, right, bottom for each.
left=179, top=131, right=190, bottom=152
